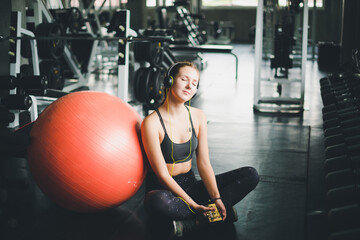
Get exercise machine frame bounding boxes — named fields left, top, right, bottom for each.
left=254, top=0, right=309, bottom=113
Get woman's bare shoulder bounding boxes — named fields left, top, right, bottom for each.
left=142, top=110, right=160, bottom=129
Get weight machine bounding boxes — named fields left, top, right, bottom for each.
left=254, top=0, right=308, bottom=112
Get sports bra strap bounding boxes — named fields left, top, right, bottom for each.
left=155, top=109, right=167, bottom=134
left=185, top=105, right=195, bottom=130
left=155, top=106, right=195, bottom=135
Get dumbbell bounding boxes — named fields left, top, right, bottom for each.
left=321, top=75, right=360, bottom=90
left=325, top=168, right=360, bottom=189
left=322, top=91, right=359, bottom=107
left=320, top=73, right=360, bottom=88
left=325, top=142, right=360, bottom=159
left=321, top=83, right=360, bottom=101
left=328, top=228, right=360, bottom=240
left=325, top=155, right=360, bottom=173
left=323, top=104, right=359, bottom=119
left=322, top=99, right=360, bottom=116
left=323, top=114, right=360, bottom=131
left=328, top=204, right=360, bottom=232
left=1, top=95, right=32, bottom=110
left=327, top=184, right=360, bottom=209
left=322, top=84, right=360, bottom=103
left=323, top=107, right=360, bottom=122
left=0, top=75, right=48, bottom=91
left=322, top=89, right=360, bottom=106
left=324, top=133, right=360, bottom=148
left=322, top=104, right=360, bottom=129
left=325, top=125, right=360, bottom=138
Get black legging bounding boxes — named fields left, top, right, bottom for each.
left=144, top=166, right=259, bottom=220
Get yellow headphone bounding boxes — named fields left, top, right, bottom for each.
left=164, top=63, right=193, bottom=177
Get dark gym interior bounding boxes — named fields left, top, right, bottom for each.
left=1, top=0, right=360, bottom=239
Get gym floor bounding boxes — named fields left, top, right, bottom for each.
left=4, top=44, right=328, bottom=240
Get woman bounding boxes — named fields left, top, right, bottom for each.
left=141, top=61, right=259, bottom=237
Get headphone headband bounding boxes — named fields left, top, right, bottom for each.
left=167, top=62, right=181, bottom=78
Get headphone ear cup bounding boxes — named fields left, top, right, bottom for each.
left=197, top=81, right=199, bottom=89
left=163, top=75, right=173, bottom=89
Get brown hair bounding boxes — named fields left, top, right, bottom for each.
left=168, top=61, right=199, bottom=81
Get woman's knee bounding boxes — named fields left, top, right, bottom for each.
left=235, top=166, right=259, bottom=190
left=244, top=166, right=259, bottom=189
left=144, top=190, right=173, bottom=213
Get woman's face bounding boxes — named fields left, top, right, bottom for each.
left=171, top=66, right=199, bottom=102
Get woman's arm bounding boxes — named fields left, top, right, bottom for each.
left=141, top=114, right=213, bottom=215
left=195, top=109, right=227, bottom=220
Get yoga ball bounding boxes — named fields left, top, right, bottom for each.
left=27, top=91, right=147, bottom=212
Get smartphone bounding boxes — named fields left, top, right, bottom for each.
left=205, top=203, right=223, bottom=223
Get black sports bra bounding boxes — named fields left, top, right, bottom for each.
left=155, top=106, right=198, bottom=164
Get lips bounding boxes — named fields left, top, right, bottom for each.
left=183, top=90, right=190, bottom=95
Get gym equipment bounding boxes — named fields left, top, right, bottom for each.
left=0, top=76, right=17, bottom=90
left=325, top=142, right=360, bottom=159
left=35, top=22, right=65, bottom=59
left=20, top=64, right=34, bottom=77
left=329, top=228, right=360, bottom=240
left=325, top=155, right=360, bottom=173
left=69, top=32, right=96, bottom=73
left=270, top=24, right=293, bottom=78
left=324, top=133, right=360, bottom=148
left=134, top=41, right=164, bottom=68
left=206, top=21, right=234, bottom=45
left=50, top=7, right=83, bottom=34
left=254, top=0, right=308, bottom=112
left=319, top=48, right=360, bottom=239
left=39, top=60, right=64, bottom=90
left=1, top=95, right=32, bottom=110
left=27, top=91, right=147, bottom=212
left=328, top=204, right=360, bottom=232
left=327, top=184, right=360, bottom=209
left=133, top=67, right=165, bottom=108
left=325, top=168, right=360, bottom=189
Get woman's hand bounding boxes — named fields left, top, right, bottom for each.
left=191, top=203, right=215, bottom=217
left=215, top=199, right=227, bottom=221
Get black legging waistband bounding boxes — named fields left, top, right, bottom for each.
left=146, top=169, right=196, bottom=192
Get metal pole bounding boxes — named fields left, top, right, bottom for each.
left=117, top=10, right=130, bottom=101
left=301, top=0, right=309, bottom=107
left=311, top=0, right=317, bottom=61
left=254, top=0, right=264, bottom=108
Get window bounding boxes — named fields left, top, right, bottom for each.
left=147, top=0, right=157, bottom=7
left=201, top=0, right=323, bottom=8
left=278, top=0, right=323, bottom=7
left=202, top=0, right=257, bottom=7
left=69, top=0, right=126, bottom=8
left=146, top=0, right=175, bottom=7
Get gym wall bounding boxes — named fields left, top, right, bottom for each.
left=145, top=0, right=342, bottom=44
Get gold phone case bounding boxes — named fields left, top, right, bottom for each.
left=206, top=203, right=223, bottom=223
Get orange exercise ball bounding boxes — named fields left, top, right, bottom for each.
left=27, top=91, right=147, bottom=212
